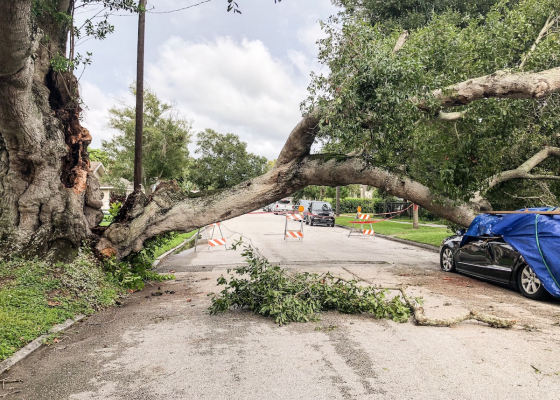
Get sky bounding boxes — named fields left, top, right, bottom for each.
left=77, top=0, right=339, bottom=160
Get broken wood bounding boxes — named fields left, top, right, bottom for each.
left=397, top=286, right=516, bottom=328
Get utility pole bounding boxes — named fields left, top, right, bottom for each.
left=134, top=0, right=147, bottom=191
left=335, top=187, right=340, bottom=217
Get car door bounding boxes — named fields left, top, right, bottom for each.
left=486, top=241, right=516, bottom=284
left=456, top=239, right=493, bottom=277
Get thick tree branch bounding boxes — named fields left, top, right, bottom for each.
left=421, top=67, right=560, bottom=110
left=471, top=146, right=560, bottom=205
left=276, top=109, right=320, bottom=165
left=487, top=146, right=560, bottom=189
left=298, top=155, right=477, bottom=227
left=97, top=153, right=477, bottom=258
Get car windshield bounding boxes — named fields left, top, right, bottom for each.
left=312, top=203, right=332, bottom=211
left=278, top=200, right=291, bottom=204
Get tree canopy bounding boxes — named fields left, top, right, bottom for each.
left=306, top=0, right=560, bottom=208
left=101, top=87, right=191, bottom=194
left=189, top=129, right=269, bottom=191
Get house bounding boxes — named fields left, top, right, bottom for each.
left=90, top=161, right=133, bottom=212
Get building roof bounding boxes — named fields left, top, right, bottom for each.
left=90, top=161, right=104, bottom=176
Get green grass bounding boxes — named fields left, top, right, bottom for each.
left=153, top=231, right=197, bottom=259
left=336, top=217, right=451, bottom=246
left=0, top=252, right=121, bottom=361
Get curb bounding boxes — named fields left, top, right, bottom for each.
left=153, top=234, right=198, bottom=267
left=335, top=224, right=440, bottom=253
left=0, top=315, right=85, bottom=375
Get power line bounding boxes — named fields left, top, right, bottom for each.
left=148, top=0, right=212, bottom=14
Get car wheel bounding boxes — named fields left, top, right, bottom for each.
left=517, top=264, right=548, bottom=300
left=440, top=246, right=456, bottom=272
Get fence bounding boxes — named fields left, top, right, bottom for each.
left=322, top=198, right=440, bottom=221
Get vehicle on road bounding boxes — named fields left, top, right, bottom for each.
left=440, top=233, right=550, bottom=300
left=273, top=198, right=294, bottom=214
left=295, top=199, right=311, bottom=219
left=306, top=201, right=335, bottom=227
left=262, top=203, right=275, bottom=212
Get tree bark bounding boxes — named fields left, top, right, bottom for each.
left=425, top=67, right=560, bottom=109
left=0, top=0, right=103, bottom=259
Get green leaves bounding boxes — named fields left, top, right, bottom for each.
left=305, top=0, right=560, bottom=209
left=189, top=129, right=268, bottom=191
left=101, top=87, right=192, bottom=193
left=209, top=242, right=413, bottom=325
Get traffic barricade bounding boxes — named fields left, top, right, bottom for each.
left=348, top=207, right=375, bottom=238
left=284, top=207, right=305, bottom=241
left=195, top=222, right=227, bottom=251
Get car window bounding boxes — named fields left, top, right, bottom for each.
left=311, top=202, right=332, bottom=211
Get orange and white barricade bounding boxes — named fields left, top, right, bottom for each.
left=284, top=207, right=305, bottom=241
left=195, top=222, right=227, bottom=251
left=348, top=207, right=375, bottom=238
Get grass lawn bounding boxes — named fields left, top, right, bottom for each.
left=0, top=254, right=120, bottom=361
left=336, top=217, right=451, bottom=247
left=153, top=231, right=197, bottom=259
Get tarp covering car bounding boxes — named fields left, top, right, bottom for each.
left=461, top=208, right=560, bottom=298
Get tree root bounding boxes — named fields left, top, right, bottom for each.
left=396, top=286, right=516, bottom=328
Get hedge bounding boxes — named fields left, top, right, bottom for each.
left=322, top=198, right=383, bottom=214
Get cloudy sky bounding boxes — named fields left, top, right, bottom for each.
left=78, top=0, right=339, bottom=159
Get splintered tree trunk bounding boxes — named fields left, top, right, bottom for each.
left=0, top=1, right=103, bottom=259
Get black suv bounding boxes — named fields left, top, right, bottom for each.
left=306, top=201, right=335, bottom=226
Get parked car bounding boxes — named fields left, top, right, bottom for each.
left=263, top=203, right=275, bottom=212
left=306, top=201, right=335, bottom=226
left=273, top=198, right=294, bottom=214
left=295, top=199, right=311, bottom=219
left=440, top=233, right=550, bottom=300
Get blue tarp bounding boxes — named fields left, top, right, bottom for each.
left=462, top=208, right=560, bottom=298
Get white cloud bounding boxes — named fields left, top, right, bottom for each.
left=80, top=81, right=123, bottom=148
left=146, top=35, right=311, bottom=159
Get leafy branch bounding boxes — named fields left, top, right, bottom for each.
left=208, top=240, right=414, bottom=325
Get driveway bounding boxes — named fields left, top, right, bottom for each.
left=2, top=213, right=560, bottom=399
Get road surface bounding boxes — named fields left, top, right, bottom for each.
left=2, top=213, right=560, bottom=399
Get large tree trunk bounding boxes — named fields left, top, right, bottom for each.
left=0, top=0, right=103, bottom=260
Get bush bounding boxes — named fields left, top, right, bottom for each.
left=103, top=233, right=176, bottom=290
left=323, top=197, right=383, bottom=214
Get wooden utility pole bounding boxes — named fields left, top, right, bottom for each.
left=335, top=186, right=340, bottom=217
left=134, top=0, right=147, bottom=191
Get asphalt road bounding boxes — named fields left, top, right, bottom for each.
left=2, top=213, right=560, bottom=399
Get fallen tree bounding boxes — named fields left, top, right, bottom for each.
left=1, top=0, right=560, bottom=260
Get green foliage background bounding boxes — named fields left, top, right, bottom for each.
left=306, top=0, right=560, bottom=208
